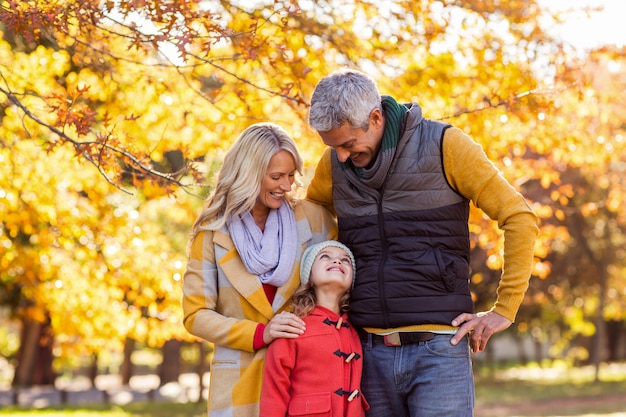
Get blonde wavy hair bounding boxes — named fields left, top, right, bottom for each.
left=188, top=122, right=303, bottom=246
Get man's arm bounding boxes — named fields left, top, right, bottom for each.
left=305, top=147, right=335, bottom=215
left=443, top=127, right=539, bottom=352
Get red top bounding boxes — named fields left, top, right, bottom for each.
left=253, top=284, right=278, bottom=350
left=260, top=305, right=369, bottom=417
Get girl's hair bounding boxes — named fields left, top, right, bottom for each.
left=308, top=68, right=381, bottom=132
left=291, top=284, right=351, bottom=318
left=188, top=123, right=303, bottom=246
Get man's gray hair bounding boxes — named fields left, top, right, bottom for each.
left=309, top=68, right=381, bottom=132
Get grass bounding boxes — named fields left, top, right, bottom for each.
left=474, top=361, right=626, bottom=416
left=476, top=378, right=626, bottom=415
left=0, top=402, right=207, bottom=417
left=1, top=362, right=625, bottom=416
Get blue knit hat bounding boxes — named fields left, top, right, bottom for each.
left=300, top=240, right=356, bottom=287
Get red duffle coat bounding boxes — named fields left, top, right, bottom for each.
left=260, top=305, right=368, bottom=417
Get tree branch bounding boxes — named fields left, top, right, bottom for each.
left=440, top=83, right=579, bottom=120
left=1, top=85, right=199, bottom=195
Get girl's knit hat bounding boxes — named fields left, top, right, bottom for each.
left=300, top=240, right=356, bottom=287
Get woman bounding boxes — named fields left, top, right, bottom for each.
left=182, top=122, right=337, bottom=416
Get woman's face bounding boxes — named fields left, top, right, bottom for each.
left=255, top=150, right=296, bottom=212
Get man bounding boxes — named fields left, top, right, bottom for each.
left=306, top=68, right=538, bottom=417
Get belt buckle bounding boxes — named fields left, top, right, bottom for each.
left=383, top=333, right=401, bottom=346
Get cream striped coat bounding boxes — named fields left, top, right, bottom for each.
left=182, top=199, right=337, bottom=416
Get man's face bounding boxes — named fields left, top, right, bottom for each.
left=318, top=109, right=384, bottom=169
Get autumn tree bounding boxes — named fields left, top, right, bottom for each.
left=520, top=48, right=626, bottom=378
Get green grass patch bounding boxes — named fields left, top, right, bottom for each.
left=0, top=402, right=206, bottom=417
left=476, top=377, right=626, bottom=405
left=474, top=362, right=626, bottom=416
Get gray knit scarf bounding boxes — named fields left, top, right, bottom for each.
left=339, top=95, right=408, bottom=189
left=228, top=201, right=297, bottom=287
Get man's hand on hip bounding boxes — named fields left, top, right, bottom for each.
left=450, top=311, right=512, bottom=353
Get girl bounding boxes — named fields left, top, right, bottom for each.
left=260, top=240, right=368, bottom=417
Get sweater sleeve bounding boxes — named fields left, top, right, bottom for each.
left=260, top=338, right=296, bottom=417
left=443, top=127, right=538, bottom=322
left=305, top=147, right=335, bottom=216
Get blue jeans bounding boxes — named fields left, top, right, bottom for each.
left=361, top=334, right=474, bottom=417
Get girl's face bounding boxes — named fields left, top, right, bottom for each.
left=310, top=246, right=353, bottom=291
left=255, top=150, right=296, bottom=212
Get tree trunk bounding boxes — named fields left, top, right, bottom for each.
left=591, top=265, right=608, bottom=382
left=88, top=353, right=98, bottom=387
left=159, top=339, right=182, bottom=386
left=12, top=315, right=55, bottom=387
left=605, top=320, right=623, bottom=362
left=120, top=338, right=135, bottom=386
left=534, top=339, right=543, bottom=365
left=513, top=333, right=529, bottom=365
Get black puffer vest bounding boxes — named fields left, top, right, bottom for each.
left=333, top=104, right=474, bottom=329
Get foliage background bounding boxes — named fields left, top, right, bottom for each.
left=1, top=0, right=625, bottom=379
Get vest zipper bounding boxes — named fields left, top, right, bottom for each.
left=376, top=176, right=391, bottom=328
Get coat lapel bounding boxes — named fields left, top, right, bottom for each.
left=214, top=230, right=275, bottom=321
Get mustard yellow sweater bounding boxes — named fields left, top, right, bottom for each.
left=306, top=126, right=538, bottom=333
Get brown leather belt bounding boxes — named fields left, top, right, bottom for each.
left=359, top=330, right=435, bottom=346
